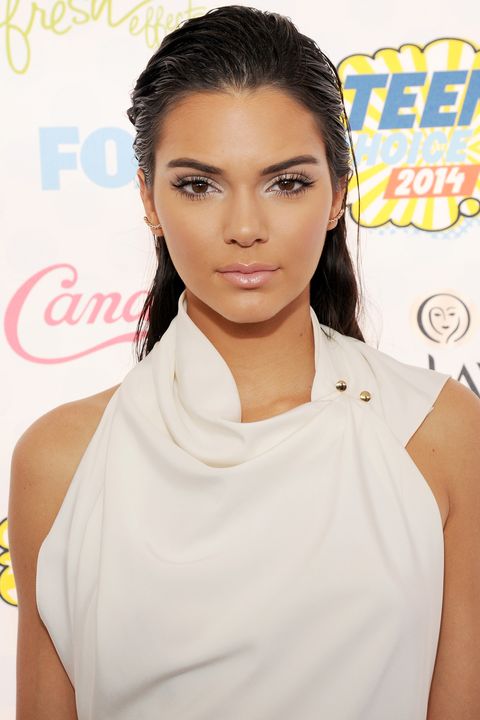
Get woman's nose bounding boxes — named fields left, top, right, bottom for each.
left=223, top=189, right=268, bottom=246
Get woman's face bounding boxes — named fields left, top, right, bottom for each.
left=138, top=87, right=346, bottom=325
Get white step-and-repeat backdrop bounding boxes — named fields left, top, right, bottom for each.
left=1, top=0, right=478, bottom=716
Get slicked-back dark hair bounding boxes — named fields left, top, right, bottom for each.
left=126, top=4, right=364, bottom=361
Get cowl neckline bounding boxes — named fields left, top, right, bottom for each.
left=145, top=289, right=343, bottom=467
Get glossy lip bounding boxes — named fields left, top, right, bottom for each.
left=217, top=262, right=279, bottom=273
left=218, top=269, right=277, bottom=288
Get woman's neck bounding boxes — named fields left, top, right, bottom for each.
left=185, top=288, right=316, bottom=423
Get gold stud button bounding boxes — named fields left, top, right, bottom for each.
left=335, top=380, right=347, bottom=391
left=359, top=390, right=372, bottom=402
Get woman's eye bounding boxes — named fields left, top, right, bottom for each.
left=171, top=173, right=314, bottom=201
left=270, top=177, right=312, bottom=196
left=184, top=179, right=212, bottom=195
left=171, top=176, right=218, bottom=201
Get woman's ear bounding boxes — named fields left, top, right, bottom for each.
left=336, top=173, right=348, bottom=209
left=329, top=174, right=348, bottom=223
left=137, top=169, right=161, bottom=227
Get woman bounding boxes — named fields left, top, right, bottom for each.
left=10, top=5, right=480, bottom=719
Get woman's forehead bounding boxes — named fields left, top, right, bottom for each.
left=156, top=90, right=327, bottom=169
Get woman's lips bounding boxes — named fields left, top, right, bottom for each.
left=218, top=269, right=278, bottom=288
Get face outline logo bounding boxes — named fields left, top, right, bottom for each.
left=416, top=293, right=470, bottom=344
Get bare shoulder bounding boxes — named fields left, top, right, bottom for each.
left=28, top=381, right=120, bottom=440
left=406, top=377, right=480, bottom=529
left=13, top=382, right=121, bottom=479
left=429, top=377, right=480, bottom=514
left=417, top=379, right=480, bottom=715
left=9, top=381, right=121, bottom=558
left=79, top=382, right=122, bottom=419
left=8, top=382, right=120, bottom=718
left=11, top=382, right=122, bottom=528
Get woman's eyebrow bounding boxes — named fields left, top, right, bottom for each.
left=165, top=154, right=320, bottom=176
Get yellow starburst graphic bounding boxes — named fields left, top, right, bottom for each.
left=338, top=38, right=480, bottom=231
left=0, top=518, right=17, bottom=607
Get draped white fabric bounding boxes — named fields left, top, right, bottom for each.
left=36, top=289, right=451, bottom=719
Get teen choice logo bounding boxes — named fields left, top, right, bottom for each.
left=338, top=38, right=480, bottom=231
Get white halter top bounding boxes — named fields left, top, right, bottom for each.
left=36, top=289, right=451, bottom=720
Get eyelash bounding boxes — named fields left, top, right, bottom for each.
left=171, top=172, right=315, bottom=201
